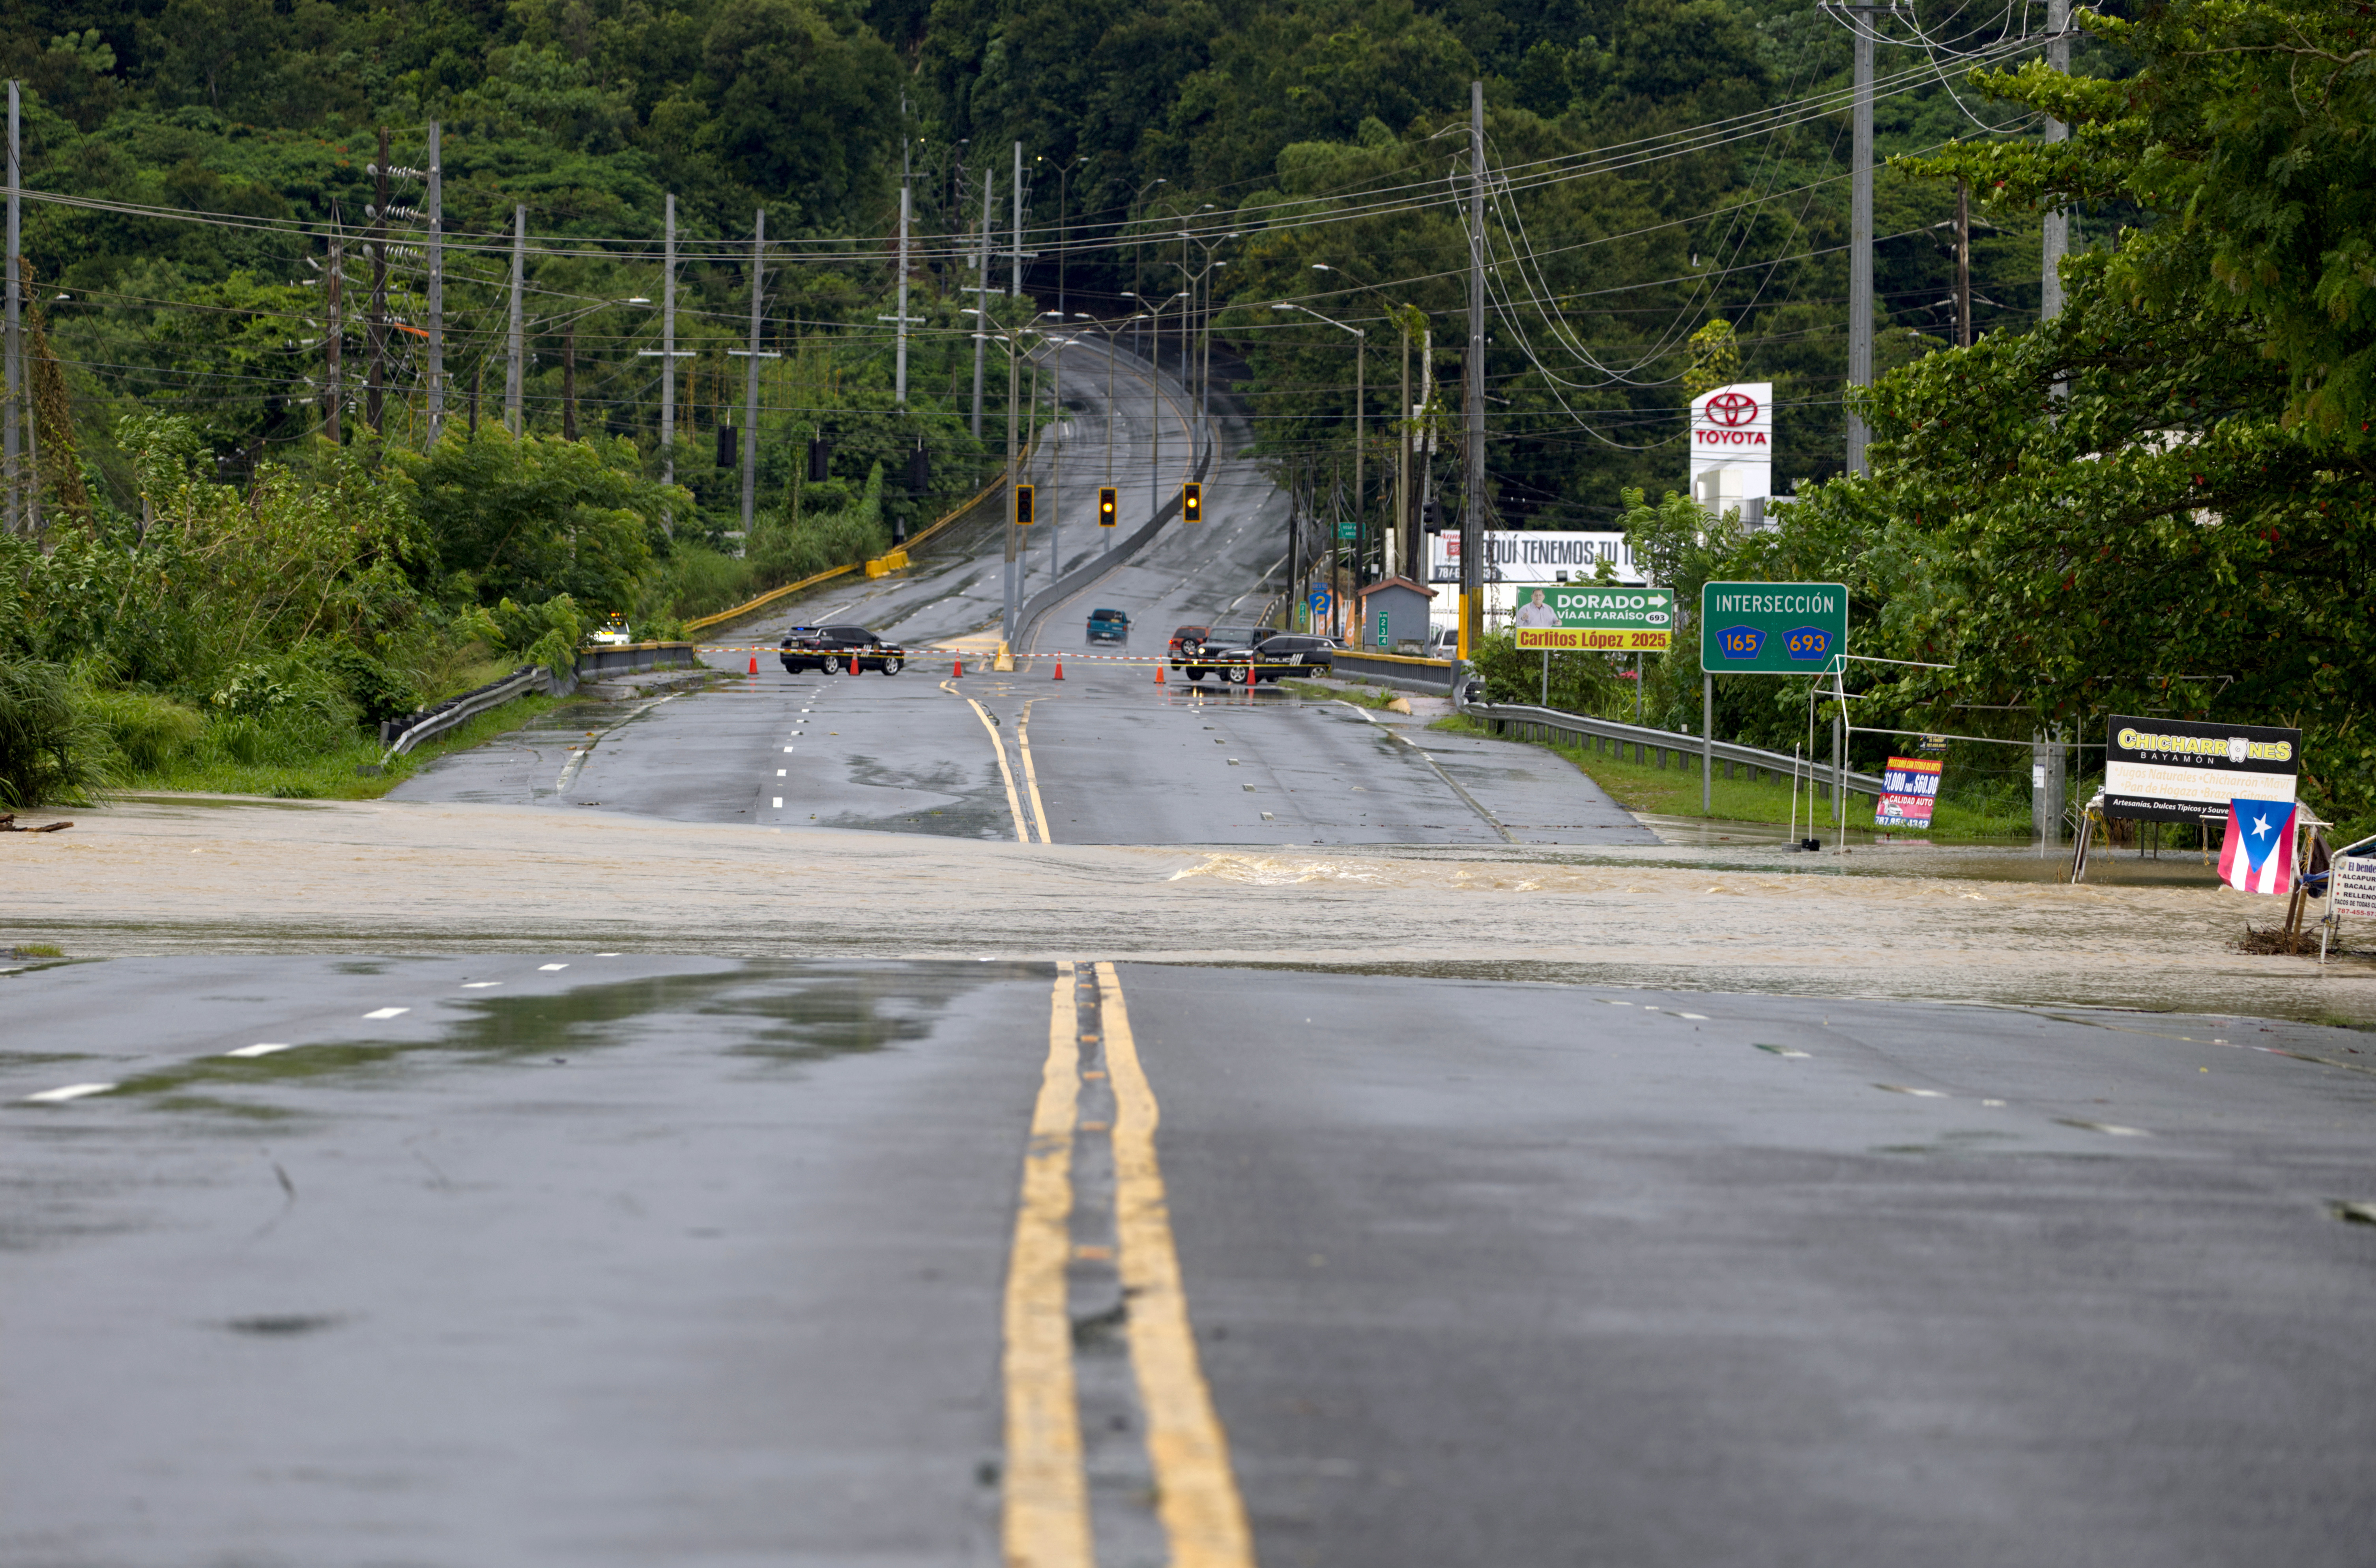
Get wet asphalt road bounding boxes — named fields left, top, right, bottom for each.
left=389, top=331, right=1607, bottom=849
left=9, top=955, right=2376, bottom=1565
left=391, top=663, right=1656, bottom=847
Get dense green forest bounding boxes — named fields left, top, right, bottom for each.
left=0, top=0, right=2073, bottom=530
left=16, top=0, right=2364, bottom=833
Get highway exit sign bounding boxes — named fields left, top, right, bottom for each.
left=1699, top=581, right=1847, bottom=674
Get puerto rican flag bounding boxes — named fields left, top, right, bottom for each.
left=2218, top=797, right=2299, bottom=895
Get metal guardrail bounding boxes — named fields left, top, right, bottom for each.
left=1467, top=701, right=1888, bottom=799
left=380, top=665, right=549, bottom=758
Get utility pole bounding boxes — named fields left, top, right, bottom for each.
left=1394, top=314, right=1410, bottom=580
left=367, top=126, right=389, bottom=434
left=971, top=168, right=993, bottom=438
left=658, top=196, right=677, bottom=486
left=505, top=204, right=525, bottom=434
left=1957, top=179, right=1973, bottom=349
left=563, top=326, right=577, bottom=441
left=731, top=208, right=776, bottom=533
left=2041, top=0, right=2071, bottom=322
left=1846, top=16, right=1875, bottom=476
left=5, top=80, right=18, bottom=533
left=1351, top=329, right=1363, bottom=626
left=895, top=170, right=910, bottom=403
left=324, top=221, right=343, bottom=444
left=425, top=122, right=443, bottom=445
left=1010, top=141, right=1023, bottom=298
left=1460, top=78, right=1486, bottom=683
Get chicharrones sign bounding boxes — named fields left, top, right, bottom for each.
left=2102, top=714, right=2300, bottom=822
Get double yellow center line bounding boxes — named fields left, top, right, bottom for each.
left=1003, top=961, right=1255, bottom=1568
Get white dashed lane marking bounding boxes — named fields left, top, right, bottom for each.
left=225, top=1043, right=292, bottom=1058
left=25, top=1082, right=114, bottom=1103
left=462, top=981, right=501, bottom=989
left=363, top=1007, right=410, bottom=1020
left=538, top=964, right=569, bottom=972
left=1876, top=1084, right=1949, bottom=1098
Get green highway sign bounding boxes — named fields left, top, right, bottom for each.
left=1699, top=581, right=1848, bottom=675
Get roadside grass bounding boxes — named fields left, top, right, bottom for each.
left=1432, top=715, right=2029, bottom=840
left=123, top=692, right=569, bottom=802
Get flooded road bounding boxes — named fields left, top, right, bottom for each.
left=9, top=792, right=2372, bottom=1023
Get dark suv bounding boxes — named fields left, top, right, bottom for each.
left=1209, top=632, right=1335, bottom=686
left=1172, top=623, right=1278, bottom=681
left=781, top=624, right=905, bottom=675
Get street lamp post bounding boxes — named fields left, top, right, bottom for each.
left=1135, top=290, right=1193, bottom=521
left=1273, top=301, right=1364, bottom=639
left=1128, top=179, right=1166, bottom=366
left=1313, top=262, right=1411, bottom=582
left=1177, top=232, right=1238, bottom=454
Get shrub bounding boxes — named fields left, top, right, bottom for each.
left=1469, top=632, right=1617, bottom=713
left=81, top=688, right=204, bottom=773
left=318, top=646, right=417, bottom=725
left=0, top=660, right=103, bottom=807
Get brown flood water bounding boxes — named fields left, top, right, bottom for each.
left=6, top=796, right=2371, bottom=1026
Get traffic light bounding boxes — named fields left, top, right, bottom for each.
left=807, top=437, right=833, bottom=482
left=716, top=425, right=737, bottom=468
left=1182, top=481, right=1203, bottom=523
left=1097, top=486, right=1118, bottom=527
left=1422, top=499, right=1444, bottom=533
left=1015, top=483, right=1035, bottom=525
left=906, top=441, right=930, bottom=497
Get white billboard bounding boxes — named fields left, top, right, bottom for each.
left=1426, top=531, right=1647, bottom=587
left=1690, top=381, right=1772, bottom=522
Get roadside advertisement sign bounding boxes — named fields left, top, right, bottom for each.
left=1874, top=756, right=1942, bottom=830
left=2331, top=848, right=2376, bottom=918
left=1512, top=587, right=1674, bottom=652
left=2102, top=715, right=2299, bottom=822
left=1697, top=582, right=1848, bottom=675
left=1688, top=381, right=1773, bottom=519
left=1427, top=531, right=1648, bottom=586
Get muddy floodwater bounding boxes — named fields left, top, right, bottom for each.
left=7, top=796, right=2372, bottom=1026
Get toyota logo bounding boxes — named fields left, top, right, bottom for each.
left=1704, top=390, right=1759, bottom=427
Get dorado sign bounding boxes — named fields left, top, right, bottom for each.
left=1512, top=586, right=1674, bottom=652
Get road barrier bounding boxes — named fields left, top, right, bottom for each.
left=379, top=665, right=550, bottom=757
left=576, top=640, right=700, bottom=679
left=1465, top=701, right=1887, bottom=800
left=1331, top=648, right=1454, bottom=695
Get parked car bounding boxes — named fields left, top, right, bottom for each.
left=1208, top=632, right=1336, bottom=686
left=1087, top=608, right=1131, bottom=643
left=781, top=624, right=905, bottom=675
left=1172, top=623, right=1280, bottom=681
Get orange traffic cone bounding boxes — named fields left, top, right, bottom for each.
left=1154, top=662, right=1167, bottom=685
left=747, top=654, right=758, bottom=674
left=849, top=652, right=861, bottom=676
left=1053, top=659, right=1065, bottom=681
left=952, top=658, right=964, bottom=678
